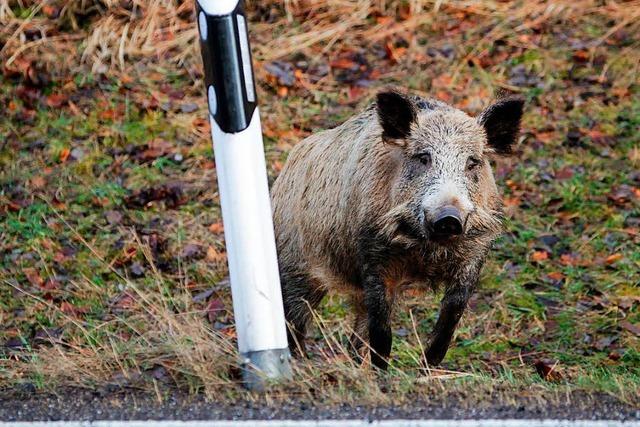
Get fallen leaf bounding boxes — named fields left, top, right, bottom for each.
left=330, top=58, right=359, bottom=70
left=560, top=253, right=578, bottom=266
left=503, top=197, right=520, bottom=212
left=277, top=86, right=288, bottom=97
left=206, top=298, right=226, bottom=324
left=608, top=185, right=636, bottom=206
left=208, top=222, right=224, bottom=234
left=620, top=321, right=640, bottom=336
left=547, top=271, right=565, bottom=281
left=42, top=4, right=60, bottom=18
left=594, top=335, right=617, bottom=351
left=605, top=253, right=623, bottom=265
left=138, top=139, right=174, bottom=162
left=191, top=118, right=209, bottom=135
left=30, top=176, right=46, bottom=189
left=181, top=243, right=203, bottom=260
left=125, top=182, right=186, bottom=209
left=41, top=278, right=61, bottom=292
left=105, top=210, right=123, bottom=225
left=192, top=288, right=215, bottom=303
left=67, top=101, right=82, bottom=116
left=45, top=93, right=67, bottom=108
left=180, top=103, right=198, bottom=113
left=111, top=291, right=136, bottom=313
left=99, top=109, right=118, bottom=121
left=385, top=41, right=406, bottom=63
left=60, top=301, right=84, bottom=316
left=555, top=166, right=574, bottom=180
left=33, top=327, right=62, bottom=346
left=206, top=246, right=225, bottom=263
left=431, top=74, right=453, bottom=89
left=59, top=148, right=71, bottom=163
left=572, top=50, right=590, bottom=63
left=222, top=327, right=237, bottom=339
left=4, top=337, right=25, bottom=350
left=264, top=61, right=295, bottom=86
left=616, top=297, right=638, bottom=310
left=23, top=268, right=43, bottom=287
left=92, top=196, right=109, bottom=207
left=608, top=349, right=625, bottom=361
left=53, top=251, right=68, bottom=263
left=531, top=250, right=549, bottom=262
left=534, top=359, right=563, bottom=382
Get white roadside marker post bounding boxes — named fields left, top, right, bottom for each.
left=195, top=0, right=292, bottom=390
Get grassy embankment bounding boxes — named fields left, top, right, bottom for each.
left=1, top=0, right=639, bottom=405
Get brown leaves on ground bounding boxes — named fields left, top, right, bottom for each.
left=58, top=148, right=71, bottom=163
left=180, top=243, right=203, bottom=260
left=534, top=359, right=563, bottom=382
left=531, top=250, right=549, bottom=263
left=136, top=139, right=175, bottom=163
left=60, top=301, right=88, bottom=317
left=605, top=253, right=623, bottom=265
left=206, top=298, right=225, bottom=325
left=2, top=59, right=50, bottom=87
left=384, top=41, right=406, bottom=64
left=206, top=246, right=225, bottom=263
left=110, top=291, right=137, bottom=314
left=608, top=185, right=640, bottom=206
left=208, top=222, right=224, bottom=234
left=125, top=182, right=186, bottom=209
left=45, top=93, right=68, bottom=108
left=22, top=267, right=43, bottom=287
left=619, top=321, right=640, bottom=337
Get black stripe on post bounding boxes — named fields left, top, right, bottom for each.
left=197, top=1, right=257, bottom=134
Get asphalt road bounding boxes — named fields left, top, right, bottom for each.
left=2, top=421, right=640, bottom=427
left=0, top=388, right=638, bottom=422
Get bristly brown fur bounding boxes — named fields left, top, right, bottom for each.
left=271, top=90, right=523, bottom=369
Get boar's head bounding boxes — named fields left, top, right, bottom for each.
left=376, top=90, right=524, bottom=245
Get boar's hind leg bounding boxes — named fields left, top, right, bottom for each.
left=282, top=274, right=326, bottom=357
left=423, top=274, right=478, bottom=367
left=363, top=275, right=393, bottom=371
left=347, top=299, right=368, bottom=364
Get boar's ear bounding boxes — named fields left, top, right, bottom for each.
left=477, top=97, right=524, bottom=155
left=376, top=90, right=417, bottom=142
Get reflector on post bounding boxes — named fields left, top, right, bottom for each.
left=195, top=0, right=292, bottom=389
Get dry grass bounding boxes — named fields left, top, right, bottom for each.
left=3, top=229, right=236, bottom=396
left=2, top=221, right=468, bottom=401
left=2, top=251, right=433, bottom=403
left=4, top=229, right=638, bottom=405
left=1, top=0, right=639, bottom=83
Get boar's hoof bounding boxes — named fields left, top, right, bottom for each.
left=371, top=352, right=389, bottom=371
left=423, top=348, right=447, bottom=368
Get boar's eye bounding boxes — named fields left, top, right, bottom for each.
left=466, top=156, right=481, bottom=171
left=416, top=152, right=432, bottom=167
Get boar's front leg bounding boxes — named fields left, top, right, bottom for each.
left=423, top=262, right=482, bottom=366
left=363, top=273, right=393, bottom=371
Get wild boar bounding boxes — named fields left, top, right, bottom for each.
left=271, top=90, right=524, bottom=370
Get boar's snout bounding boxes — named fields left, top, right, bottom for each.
left=430, top=205, right=463, bottom=239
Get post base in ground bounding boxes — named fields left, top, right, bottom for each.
left=241, top=348, right=292, bottom=391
